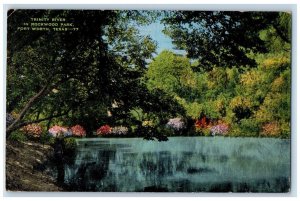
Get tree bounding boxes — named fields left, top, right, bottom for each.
left=6, top=10, right=157, bottom=134
left=162, top=11, right=289, bottom=69
left=259, top=12, right=291, bottom=53
left=146, top=50, right=195, bottom=95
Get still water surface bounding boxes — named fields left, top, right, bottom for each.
left=63, top=137, right=290, bottom=192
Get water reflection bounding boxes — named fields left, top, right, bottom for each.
left=62, top=137, right=290, bottom=192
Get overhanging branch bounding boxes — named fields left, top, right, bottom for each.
left=7, top=111, right=70, bottom=133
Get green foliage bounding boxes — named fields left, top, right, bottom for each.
left=162, top=11, right=283, bottom=69
left=195, top=127, right=210, bottom=136
left=146, top=50, right=194, bottom=94
left=143, top=45, right=290, bottom=138
left=203, top=129, right=211, bottom=137
left=40, top=132, right=55, bottom=145
left=63, top=137, right=77, bottom=153
left=7, top=10, right=291, bottom=139
left=237, top=119, right=260, bottom=137
left=183, top=101, right=202, bottom=119
left=279, top=121, right=291, bottom=139
left=7, top=10, right=158, bottom=134
left=259, top=12, right=291, bottom=52
left=8, top=130, right=27, bottom=142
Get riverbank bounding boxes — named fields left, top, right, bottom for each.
left=6, top=140, right=62, bottom=191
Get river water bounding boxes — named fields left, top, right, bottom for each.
left=62, top=137, right=290, bottom=192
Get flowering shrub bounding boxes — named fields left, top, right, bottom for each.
left=261, top=122, right=281, bottom=137
left=71, top=125, right=86, bottom=137
left=21, top=124, right=43, bottom=138
left=48, top=125, right=71, bottom=137
left=195, top=116, right=211, bottom=129
left=194, top=116, right=212, bottom=136
left=210, top=123, right=229, bottom=136
left=166, top=118, right=184, bottom=131
left=96, top=125, right=112, bottom=135
left=111, top=126, right=128, bottom=135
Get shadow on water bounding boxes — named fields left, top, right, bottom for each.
left=187, top=167, right=216, bottom=174
left=63, top=149, right=114, bottom=191
left=52, top=137, right=290, bottom=192
left=53, top=138, right=65, bottom=185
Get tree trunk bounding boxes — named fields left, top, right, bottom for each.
left=7, top=84, right=49, bottom=134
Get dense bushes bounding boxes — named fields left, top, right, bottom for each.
left=210, top=124, right=229, bottom=136
left=20, top=124, right=43, bottom=139
left=8, top=130, right=27, bottom=142
left=70, top=125, right=86, bottom=137
left=145, top=51, right=290, bottom=138
left=63, top=137, right=77, bottom=153
left=261, top=122, right=281, bottom=137
left=6, top=11, right=291, bottom=141
left=96, top=125, right=112, bottom=136
left=7, top=52, right=290, bottom=140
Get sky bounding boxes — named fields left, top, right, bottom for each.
left=138, top=22, right=186, bottom=56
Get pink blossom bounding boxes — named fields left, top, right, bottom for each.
left=48, top=125, right=69, bottom=137
left=21, top=124, right=43, bottom=137
left=96, top=125, right=112, bottom=135
left=71, top=125, right=86, bottom=137
left=210, top=124, right=229, bottom=136
left=166, top=118, right=185, bottom=131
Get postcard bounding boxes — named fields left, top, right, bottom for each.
left=6, top=9, right=291, bottom=192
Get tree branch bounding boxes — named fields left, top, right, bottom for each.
left=7, top=75, right=74, bottom=135
left=7, top=111, right=70, bottom=133
left=7, top=84, right=50, bottom=133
